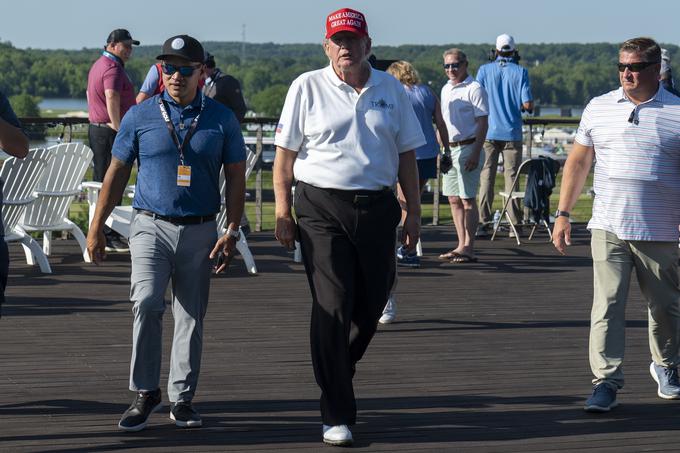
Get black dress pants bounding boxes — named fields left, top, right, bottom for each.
left=294, top=182, right=401, bottom=425
left=87, top=124, right=117, bottom=182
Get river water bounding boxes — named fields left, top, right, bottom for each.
left=39, top=98, right=88, bottom=112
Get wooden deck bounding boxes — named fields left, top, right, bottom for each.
left=1, top=225, right=679, bottom=452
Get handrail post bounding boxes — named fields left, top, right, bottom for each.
left=528, top=123, right=533, bottom=159
left=432, top=155, right=440, bottom=226
left=255, top=123, right=263, bottom=232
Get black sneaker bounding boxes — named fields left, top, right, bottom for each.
left=118, top=389, right=162, bottom=432
left=105, top=235, right=130, bottom=253
left=170, top=401, right=202, bottom=428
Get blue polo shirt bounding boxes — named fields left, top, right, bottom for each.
left=476, top=57, right=532, bottom=141
left=113, top=90, right=246, bottom=217
left=404, top=84, right=439, bottom=160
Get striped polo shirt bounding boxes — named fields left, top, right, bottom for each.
left=575, top=85, right=680, bottom=241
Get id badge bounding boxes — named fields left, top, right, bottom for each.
left=177, top=165, right=191, bottom=187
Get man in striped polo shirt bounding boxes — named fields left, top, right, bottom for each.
left=553, top=37, right=680, bottom=413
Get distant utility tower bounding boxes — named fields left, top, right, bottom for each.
left=241, top=24, right=246, bottom=64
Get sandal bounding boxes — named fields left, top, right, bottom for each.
left=438, top=250, right=459, bottom=260
left=449, top=253, right=478, bottom=264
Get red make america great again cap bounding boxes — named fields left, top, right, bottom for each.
left=325, top=8, right=368, bottom=39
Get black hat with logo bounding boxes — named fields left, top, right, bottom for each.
left=107, top=29, right=140, bottom=45
left=156, top=35, right=205, bottom=63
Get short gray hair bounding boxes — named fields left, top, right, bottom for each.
left=443, top=48, right=467, bottom=62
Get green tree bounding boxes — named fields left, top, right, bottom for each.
left=9, top=93, right=41, bottom=117
left=249, top=84, right=288, bottom=116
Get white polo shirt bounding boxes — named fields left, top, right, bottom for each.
left=440, top=75, right=488, bottom=142
left=576, top=86, right=680, bottom=241
left=275, top=64, right=426, bottom=190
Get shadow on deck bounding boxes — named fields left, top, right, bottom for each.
left=1, top=225, right=676, bottom=452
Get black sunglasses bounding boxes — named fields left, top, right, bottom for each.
left=443, top=62, right=465, bottom=70
left=617, top=61, right=658, bottom=72
left=161, top=63, right=201, bottom=77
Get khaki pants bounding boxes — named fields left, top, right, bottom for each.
left=589, top=229, right=680, bottom=389
left=478, top=140, right=522, bottom=224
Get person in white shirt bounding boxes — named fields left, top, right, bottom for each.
left=439, top=48, right=488, bottom=263
left=273, top=7, right=424, bottom=447
left=554, top=36, right=680, bottom=414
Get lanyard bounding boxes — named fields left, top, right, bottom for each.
left=157, top=94, right=205, bottom=165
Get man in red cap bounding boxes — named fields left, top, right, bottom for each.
left=273, top=7, right=424, bottom=446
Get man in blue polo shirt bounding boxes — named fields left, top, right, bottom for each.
left=87, top=34, right=246, bottom=432
left=476, top=34, right=533, bottom=236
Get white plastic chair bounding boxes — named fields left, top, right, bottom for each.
left=82, top=181, right=135, bottom=239
left=216, top=149, right=259, bottom=274
left=2, top=148, right=53, bottom=273
left=20, top=143, right=93, bottom=263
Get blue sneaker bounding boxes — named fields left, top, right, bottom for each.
left=584, top=383, right=618, bottom=413
left=650, top=362, right=680, bottom=399
left=396, top=246, right=420, bottom=268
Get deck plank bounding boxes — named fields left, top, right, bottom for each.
left=1, top=225, right=678, bottom=452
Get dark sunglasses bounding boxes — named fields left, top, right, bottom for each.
left=443, top=62, right=465, bottom=70
left=161, top=63, right=201, bottom=77
left=617, top=61, right=657, bottom=72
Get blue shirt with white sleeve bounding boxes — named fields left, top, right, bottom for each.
left=113, top=90, right=246, bottom=217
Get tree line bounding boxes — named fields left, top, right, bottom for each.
left=0, top=40, right=677, bottom=117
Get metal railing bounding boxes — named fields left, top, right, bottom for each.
left=19, top=116, right=580, bottom=229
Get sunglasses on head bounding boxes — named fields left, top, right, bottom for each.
left=443, top=62, right=464, bottom=70
left=617, top=61, right=657, bottom=72
left=161, top=63, right=201, bottom=77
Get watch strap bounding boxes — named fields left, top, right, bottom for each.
left=225, top=227, right=240, bottom=239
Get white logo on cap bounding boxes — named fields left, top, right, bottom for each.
left=171, top=38, right=185, bottom=50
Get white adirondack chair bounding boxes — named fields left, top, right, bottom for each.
left=1, top=148, right=53, bottom=273
left=216, top=162, right=257, bottom=274
left=83, top=144, right=260, bottom=274
left=20, top=143, right=93, bottom=263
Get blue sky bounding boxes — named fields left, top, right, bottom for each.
left=4, top=0, right=680, bottom=49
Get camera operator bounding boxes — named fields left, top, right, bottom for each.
left=475, top=34, right=533, bottom=237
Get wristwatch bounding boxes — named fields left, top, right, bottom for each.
left=555, top=210, right=570, bottom=218
left=225, top=227, right=240, bottom=239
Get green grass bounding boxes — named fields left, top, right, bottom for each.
left=69, top=168, right=594, bottom=233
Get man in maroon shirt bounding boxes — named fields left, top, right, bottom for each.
left=86, top=28, right=138, bottom=251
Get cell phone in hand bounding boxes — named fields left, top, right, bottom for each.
left=214, top=251, right=226, bottom=271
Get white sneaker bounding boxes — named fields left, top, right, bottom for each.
left=379, top=296, right=396, bottom=324
left=322, top=424, right=353, bottom=446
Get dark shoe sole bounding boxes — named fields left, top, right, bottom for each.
left=584, top=400, right=618, bottom=413
left=118, top=402, right=162, bottom=432
left=170, top=411, right=203, bottom=428
left=323, top=438, right=353, bottom=447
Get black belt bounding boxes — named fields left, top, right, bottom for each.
left=306, top=183, right=392, bottom=207
left=136, top=209, right=215, bottom=225
left=450, top=137, right=476, bottom=147
left=90, top=122, right=113, bottom=129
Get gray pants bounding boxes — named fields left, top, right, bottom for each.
left=478, top=140, right=522, bottom=224
left=590, top=229, right=680, bottom=389
left=128, top=213, right=217, bottom=403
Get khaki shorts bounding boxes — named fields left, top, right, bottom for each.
left=441, top=143, right=482, bottom=198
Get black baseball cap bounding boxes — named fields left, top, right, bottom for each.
left=107, top=29, right=140, bottom=45
left=204, top=52, right=216, bottom=68
left=156, top=35, right=205, bottom=63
